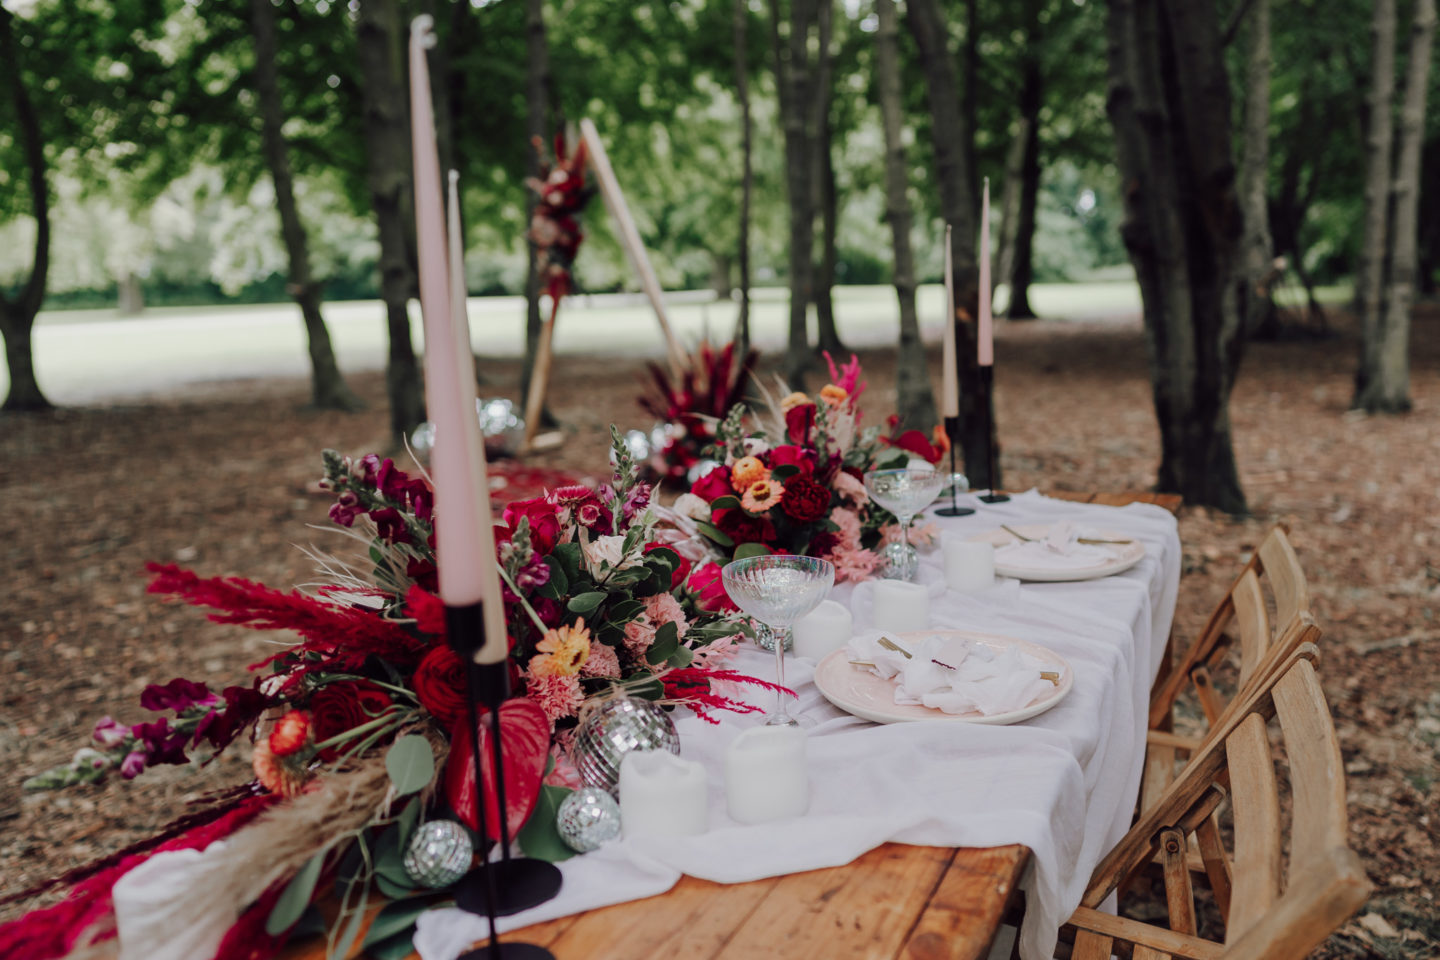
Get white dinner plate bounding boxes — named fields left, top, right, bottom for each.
left=812, top=629, right=1073, bottom=725
left=968, top=523, right=1146, bottom=582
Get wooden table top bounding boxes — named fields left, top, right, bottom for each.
left=283, top=490, right=1181, bottom=960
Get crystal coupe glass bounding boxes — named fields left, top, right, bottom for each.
left=721, top=555, right=835, bottom=726
left=864, top=467, right=947, bottom=581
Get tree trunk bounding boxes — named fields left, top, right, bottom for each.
left=771, top=0, right=819, bottom=385
left=520, top=0, right=555, bottom=425
left=811, top=0, right=845, bottom=357
left=1237, top=0, right=1275, bottom=340
left=355, top=0, right=425, bottom=446
left=117, top=272, right=144, bottom=315
left=250, top=0, right=361, bottom=412
left=1105, top=0, right=1248, bottom=514
left=0, top=5, right=52, bottom=413
left=876, top=0, right=934, bottom=433
left=1357, top=0, right=1435, bottom=412
left=905, top=0, right=992, bottom=488
left=996, top=125, right=1023, bottom=302
left=1006, top=53, right=1042, bottom=321
left=962, top=0, right=980, bottom=208
left=733, top=0, right=753, bottom=353
left=1354, top=0, right=1396, bottom=392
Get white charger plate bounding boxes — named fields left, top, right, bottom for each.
left=813, top=629, right=1073, bottom=725
left=969, top=523, right=1146, bottom=582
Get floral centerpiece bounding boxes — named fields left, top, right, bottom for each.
left=8, top=430, right=774, bottom=960
left=669, top=353, right=948, bottom=582
left=637, top=339, right=758, bottom=485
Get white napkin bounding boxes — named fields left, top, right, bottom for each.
left=849, top=631, right=1054, bottom=716
left=995, top=522, right=1115, bottom=570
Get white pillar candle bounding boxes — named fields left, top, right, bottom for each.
left=725, top=725, right=808, bottom=824
left=872, top=579, right=930, bottom=633
left=619, top=751, right=708, bottom=840
left=944, top=538, right=996, bottom=594
left=792, top=599, right=853, bottom=661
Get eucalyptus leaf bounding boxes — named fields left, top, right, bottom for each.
left=361, top=896, right=436, bottom=949
left=608, top=599, right=645, bottom=623
left=568, top=591, right=608, bottom=614
left=709, top=495, right=742, bottom=512
left=770, top=463, right=801, bottom=481
left=396, top=796, right=422, bottom=848
left=265, top=851, right=325, bottom=936
left=329, top=877, right=369, bottom=960
left=384, top=735, right=435, bottom=797
left=695, top=519, right=734, bottom=548
left=628, top=676, right=665, bottom=700
left=733, top=542, right=771, bottom=560
left=668, top=645, right=695, bottom=668
left=516, top=785, right=577, bottom=863
left=552, top=542, right=583, bottom=581
left=374, top=873, right=416, bottom=901
left=645, top=621, right=680, bottom=665
left=372, top=825, right=412, bottom=887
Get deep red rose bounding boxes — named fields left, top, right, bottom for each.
left=691, top=465, right=734, bottom=503
left=770, top=445, right=816, bottom=476
left=687, top=562, right=738, bottom=613
left=785, top=403, right=816, bottom=444
left=781, top=475, right=831, bottom=523
left=644, top=542, right=692, bottom=590
left=809, top=531, right=841, bottom=556
left=500, top=497, right=562, bottom=555
left=713, top=507, right=775, bottom=545
left=413, top=646, right=468, bottom=728
left=310, top=681, right=393, bottom=761
left=532, top=596, right=564, bottom=628
left=406, top=556, right=439, bottom=594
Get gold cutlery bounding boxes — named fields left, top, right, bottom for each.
left=1000, top=523, right=1132, bottom=547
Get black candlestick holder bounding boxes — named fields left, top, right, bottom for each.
left=445, top=602, right=562, bottom=960
left=976, top=367, right=1009, bottom=504
left=933, top=415, right=974, bottom=517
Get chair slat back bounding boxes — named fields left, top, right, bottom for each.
left=1231, top=570, right=1270, bottom=689
left=1255, top=527, right=1308, bottom=627
left=1223, top=713, right=1281, bottom=945
left=1272, top=658, right=1349, bottom=874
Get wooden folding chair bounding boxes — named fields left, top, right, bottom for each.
left=1063, top=646, right=1371, bottom=960
left=1142, top=527, right=1315, bottom=817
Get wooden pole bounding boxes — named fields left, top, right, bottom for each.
left=579, top=117, right=687, bottom=378
left=520, top=304, right=558, bottom=452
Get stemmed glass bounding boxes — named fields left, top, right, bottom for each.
left=864, top=466, right=947, bottom=581
left=722, top=555, right=835, bottom=727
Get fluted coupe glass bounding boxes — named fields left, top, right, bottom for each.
left=864, top=467, right=946, bottom=581
left=721, top=555, right=835, bottom=726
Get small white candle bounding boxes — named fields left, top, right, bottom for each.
left=944, top=538, right=996, bottom=594
left=619, top=751, right=708, bottom=839
left=872, top=579, right=930, bottom=633
left=725, top=726, right=808, bottom=824
left=792, top=600, right=853, bottom=661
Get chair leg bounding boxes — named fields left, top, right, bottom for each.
left=1134, top=946, right=1172, bottom=960
left=1194, top=813, right=1232, bottom=917
left=1159, top=827, right=1197, bottom=937
left=1071, top=930, right=1114, bottom=960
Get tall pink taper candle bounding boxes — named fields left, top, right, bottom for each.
left=410, top=17, right=498, bottom=661
left=447, top=170, right=509, bottom=663
left=978, top=177, right=993, bottom=367
left=941, top=224, right=959, bottom=417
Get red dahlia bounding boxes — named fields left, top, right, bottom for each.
left=781, top=475, right=831, bottom=523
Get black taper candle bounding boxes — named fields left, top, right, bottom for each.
left=934, top=415, right=975, bottom=516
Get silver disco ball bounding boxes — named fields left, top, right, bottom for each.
left=407, top=398, right=527, bottom=462
left=687, top=459, right=721, bottom=485
left=611, top=429, right=652, bottom=467
left=556, top=786, right=622, bottom=853
left=402, top=819, right=473, bottom=888
left=570, top=697, right=680, bottom=796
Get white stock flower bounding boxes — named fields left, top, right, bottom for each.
left=671, top=492, right=711, bottom=522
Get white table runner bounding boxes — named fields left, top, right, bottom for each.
left=417, top=490, right=1181, bottom=960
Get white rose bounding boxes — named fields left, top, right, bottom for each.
left=742, top=437, right=771, bottom=457
left=584, top=534, right=638, bottom=573
left=670, top=493, right=711, bottom=522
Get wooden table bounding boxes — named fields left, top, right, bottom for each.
left=285, top=491, right=1182, bottom=960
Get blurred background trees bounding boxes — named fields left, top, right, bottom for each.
left=1, top=0, right=1436, bottom=507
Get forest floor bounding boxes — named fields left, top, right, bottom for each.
left=1, top=307, right=1436, bottom=958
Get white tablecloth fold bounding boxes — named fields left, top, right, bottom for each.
left=416, top=490, right=1181, bottom=960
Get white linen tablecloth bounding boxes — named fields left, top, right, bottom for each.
left=417, top=490, right=1181, bottom=960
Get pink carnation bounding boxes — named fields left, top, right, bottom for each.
left=830, top=507, right=863, bottom=542
left=525, top=671, right=585, bottom=724
left=642, top=593, right=689, bottom=638
left=880, top=520, right=939, bottom=549
left=623, top=616, right=658, bottom=657
left=543, top=742, right=584, bottom=788
left=829, top=545, right=883, bottom=583
left=581, top=641, right=622, bottom=678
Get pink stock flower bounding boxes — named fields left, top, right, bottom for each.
left=691, top=633, right=742, bottom=668
left=120, top=751, right=146, bottom=780
left=92, top=716, right=129, bottom=749
left=623, top=616, right=658, bottom=657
